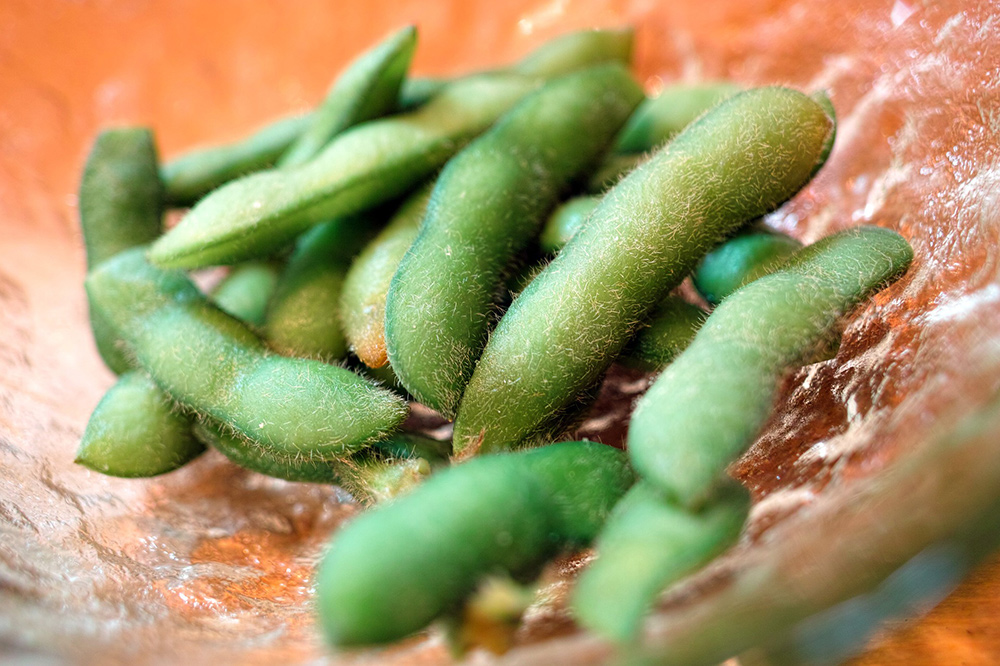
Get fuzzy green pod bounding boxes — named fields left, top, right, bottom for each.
left=385, top=65, right=644, bottom=418
left=316, top=441, right=634, bottom=646
left=453, top=87, right=834, bottom=455
left=86, top=248, right=408, bottom=459
left=263, top=215, right=375, bottom=360
left=340, top=185, right=433, bottom=368
left=620, top=296, right=706, bottom=371
left=614, top=82, right=741, bottom=153
left=161, top=113, right=311, bottom=206
left=76, top=371, right=204, bottom=478
left=277, top=26, right=417, bottom=169
left=194, top=422, right=443, bottom=503
left=571, top=481, right=749, bottom=643
left=79, top=127, right=164, bottom=374
left=150, top=74, right=540, bottom=269
left=629, top=226, right=914, bottom=508
left=693, top=225, right=803, bottom=305
left=514, top=27, right=634, bottom=78
left=210, top=261, right=282, bottom=327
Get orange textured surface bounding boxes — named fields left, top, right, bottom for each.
left=2, top=0, right=1000, bottom=664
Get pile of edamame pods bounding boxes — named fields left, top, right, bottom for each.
left=76, top=24, right=914, bottom=656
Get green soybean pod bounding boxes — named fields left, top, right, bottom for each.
left=209, top=261, right=282, bottom=327
left=619, top=296, right=706, bottom=371
left=614, top=82, right=741, bottom=153
left=86, top=248, right=408, bottom=459
left=340, top=184, right=433, bottom=368
left=693, top=225, right=803, bottom=305
left=539, top=195, right=600, bottom=255
left=571, top=481, right=749, bottom=643
left=315, top=441, right=634, bottom=646
left=277, top=26, right=417, bottom=169
left=514, top=27, right=634, bottom=78
left=629, top=226, right=914, bottom=508
left=385, top=65, right=644, bottom=417
left=76, top=371, right=204, bottom=478
left=453, top=87, right=834, bottom=455
left=397, top=26, right=634, bottom=112
left=194, top=422, right=439, bottom=503
left=263, top=215, right=374, bottom=360
left=79, top=127, right=164, bottom=374
left=161, top=113, right=312, bottom=206
left=149, top=74, right=540, bottom=270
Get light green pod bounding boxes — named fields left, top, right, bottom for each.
left=539, top=196, right=600, bottom=254
left=629, top=226, right=914, bottom=508
left=614, top=82, right=741, bottom=153
left=385, top=65, right=644, bottom=418
left=210, top=261, right=281, bottom=327
left=340, top=184, right=433, bottom=368
left=161, top=113, right=312, bottom=206
left=79, top=127, right=164, bottom=374
left=620, top=296, right=706, bottom=371
left=316, top=441, right=634, bottom=647
left=277, top=26, right=417, bottom=169
left=571, top=481, right=749, bottom=643
left=150, top=74, right=540, bottom=269
left=693, top=225, right=803, bottom=305
left=263, top=215, right=374, bottom=360
left=453, top=87, right=834, bottom=455
left=397, top=26, right=634, bottom=111
left=76, top=371, right=204, bottom=478
left=86, top=248, right=408, bottom=459
left=514, top=27, right=634, bottom=78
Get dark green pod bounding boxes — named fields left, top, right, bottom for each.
left=629, top=227, right=914, bottom=508
left=453, top=87, right=834, bottom=455
left=620, top=296, right=706, bottom=371
left=277, top=26, right=417, bottom=169
left=385, top=65, right=643, bottom=417
left=86, top=248, right=408, bottom=459
left=150, top=74, right=540, bottom=269
left=210, top=261, right=281, bottom=327
left=693, top=225, right=803, bottom=305
left=340, top=185, right=433, bottom=368
left=316, top=441, right=634, bottom=646
left=539, top=195, right=600, bottom=255
left=76, top=371, right=204, bottom=478
left=79, top=127, right=164, bottom=374
left=571, top=482, right=749, bottom=643
left=161, top=113, right=312, bottom=206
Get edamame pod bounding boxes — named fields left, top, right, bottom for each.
left=79, top=127, right=164, bottom=374
left=453, top=87, right=834, bottom=455
left=76, top=371, right=204, bottom=478
left=86, top=248, right=408, bottom=459
left=539, top=196, right=600, bottom=254
left=209, top=261, right=281, bottom=327
left=693, top=225, right=803, bottom=305
left=385, top=65, right=644, bottom=417
left=150, top=74, right=540, bottom=269
left=614, top=82, right=741, bottom=153
left=316, top=441, right=634, bottom=646
left=571, top=481, right=749, bottom=643
left=629, top=226, right=914, bottom=508
left=194, top=422, right=441, bottom=503
left=514, top=27, right=633, bottom=78
left=263, top=215, right=374, bottom=360
left=340, top=184, right=433, bottom=368
left=161, top=113, right=311, bottom=206
left=277, top=26, right=417, bottom=169
left=620, top=296, right=705, bottom=371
